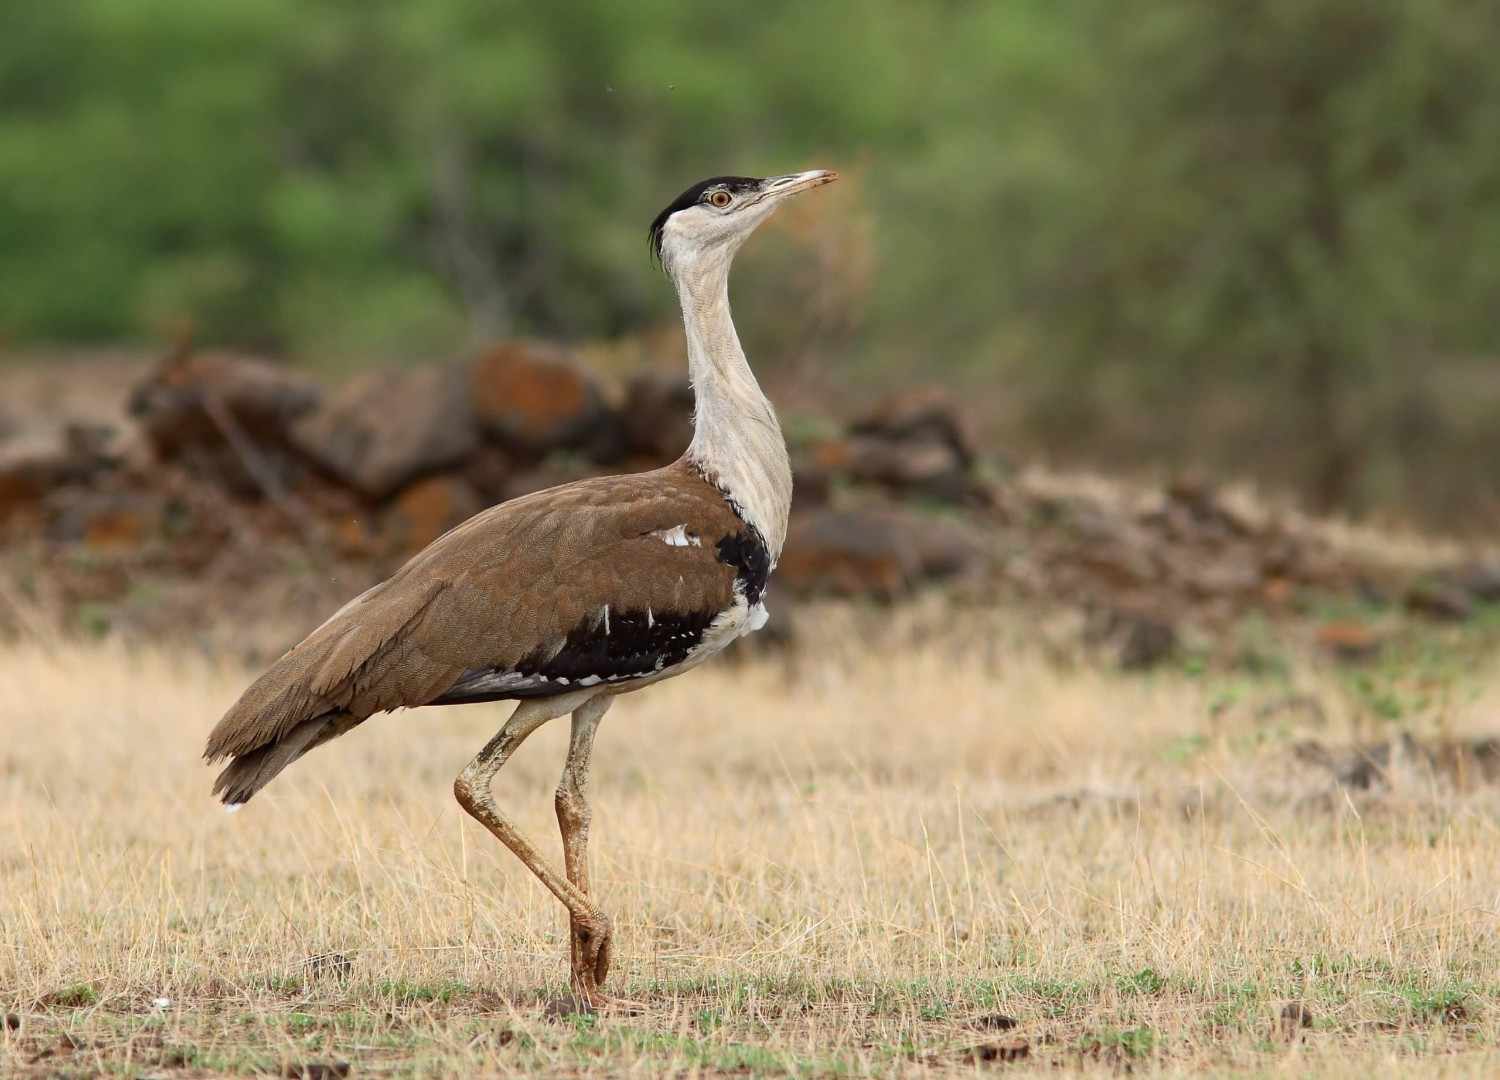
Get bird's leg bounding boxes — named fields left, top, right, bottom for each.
left=453, top=691, right=616, bottom=1003
left=555, top=695, right=613, bottom=1002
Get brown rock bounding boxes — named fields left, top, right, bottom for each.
left=1315, top=620, right=1383, bottom=662
left=1431, top=737, right=1500, bottom=788
left=469, top=342, right=611, bottom=453
left=1404, top=580, right=1474, bottom=621
left=850, top=387, right=976, bottom=467
left=1118, top=612, right=1179, bottom=670
left=779, top=511, right=912, bottom=597
left=777, top=507, right=986, bottom=598
left=789, top=465, right=833, bottom=511
left=808, top=435, right=972, bottom=501
left=1158, top=474, right=1255, bottom=540
left=292, top=364, right=478, bottom=499
left=621, top=372, right=694, bottom=463
left=383, top=475, right=483, bottom=555
left=462, top=445, right=518, bottom=503
left=128, top=349, right=321, bottom=499
left=45, top=491, right=158, bottom=552
left=329, top=513, right=380, bottom=559
left=0, top=424, right=120, bottom=525
left=1442, top=560, right=1500, bottom=604
left=129, top=348, right=321, bottom=459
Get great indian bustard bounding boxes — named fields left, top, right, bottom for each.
left=203, top=169, right=837, bottom=1008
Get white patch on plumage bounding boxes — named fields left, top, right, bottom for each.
left=675, top=584, right=768, bottom=672
left=651, top=524, right=700, bottom=547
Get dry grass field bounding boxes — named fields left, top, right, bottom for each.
left=4, top=611, right=1500, bottom=1077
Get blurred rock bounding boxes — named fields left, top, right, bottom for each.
left=849, top=387, right=976, bottom=468
left=1432, top=736, right=1500, bottom=788
left=1082, top=604, right=1179, bottom=670
left=1153, top=475, right=1254, bottom=541
left=462, top=445, right=518, bottom=504
left=1441, top=559, right=1500, bottom=605
left=808, top=435, right=973, bottom=502
left=384, top=475, right=483, bottom=555
left=129, top=348, right=321, bottom=466
left=1116, top=611, right=1179, bottom=670
left=0, top=424, right=121, bottom=525
left=45, top=490, right=159, bottom=552
left=1404, top=580, right=1474, bottom=621
left=788, top=465, right=833, bottom=511
left=778, top=510, right=910, bottom=597
left=1315, top=620, right=1383, bottom=662
left=1069, top=527, right=1159, bottom=587
left=292, top=364, right=478, bottom=499
left=470, top=342, right=612, bottom=454
left=1172, top=548, right=1264, bottom=599
left=777, top=507, right=986, bottom=598
left=621, top=373, right=694, bottom=462
left=1297, top=733, right=1500, bottom=792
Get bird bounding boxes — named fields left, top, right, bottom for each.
left=203, top=169, right=838, bottom=1008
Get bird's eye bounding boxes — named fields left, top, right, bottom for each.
left=708, top=189, right=732, bottom=208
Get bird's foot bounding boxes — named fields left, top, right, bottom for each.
left=564, top=910, right=647, bottom=1014
left=569, top=910, right=613, bottom=988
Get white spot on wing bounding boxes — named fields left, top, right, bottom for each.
left=651, top=524, right=700, bottom=547
left=225, top=802, right=244, bottom=815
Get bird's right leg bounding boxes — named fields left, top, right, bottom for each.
left=453, top=691, right=616, bottom=1002
left=555, top=695, right=613, bottom=1003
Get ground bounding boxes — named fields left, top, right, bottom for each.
left=4, top=611, right=1500, bottom=1078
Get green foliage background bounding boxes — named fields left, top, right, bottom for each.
left=4, top=1, right=1500, bottom=521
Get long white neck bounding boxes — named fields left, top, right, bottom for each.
left=674, top=256, right=792, bottom=562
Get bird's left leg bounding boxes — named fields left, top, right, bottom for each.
left=555, top=694, right=613, bottom=1002
left=453, top=690, right=616, bottom=1002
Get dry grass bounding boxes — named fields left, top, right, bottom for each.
left=4, top=625, right=1500, bottom=1077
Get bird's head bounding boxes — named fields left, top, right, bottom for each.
left=650, top=170, right=838, bottom=279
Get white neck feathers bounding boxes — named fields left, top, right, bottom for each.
left=672, top=253, right=792, bottom=563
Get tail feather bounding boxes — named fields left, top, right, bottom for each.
left=203, top=573, right=458, bottom=806
left=210, top=711, right=344, bottom=806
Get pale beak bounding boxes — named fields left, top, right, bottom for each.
left=761, top=170, right=839, bottom=200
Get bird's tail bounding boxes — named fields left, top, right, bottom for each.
left=208, top=710, right=358, bottom=807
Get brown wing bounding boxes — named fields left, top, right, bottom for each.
left=203, top=462, right=752, bottom=802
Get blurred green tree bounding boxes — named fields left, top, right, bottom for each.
left=920, top=0, right=1500, bottom=510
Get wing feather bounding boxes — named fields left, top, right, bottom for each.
left=202, top=463, right=749, bottom=800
